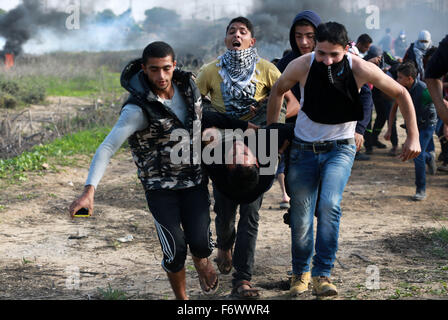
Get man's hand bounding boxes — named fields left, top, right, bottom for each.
left=249, top=105, right=259, bottom=117
left=398, top=136, right=421, bottom=162
left=354, top=133, right=364, bottom=152
left=69, top=185, right=95, bottom=219
left=247, top=122, right=260, bottom=131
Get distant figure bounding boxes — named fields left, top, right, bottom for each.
left=355, top=33, right=373, bottom=58
left=379, top=28, right=392, bottom=53
left=404, top=30, right=432, bottom=81
left=394, top=30, right=408, bottom=58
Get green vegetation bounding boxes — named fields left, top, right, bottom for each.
left=0, top=77, right=46, bottom=109
left=430, top=226, right=448, bottom=244
left=0, top=127, right=112, bottom=183
left=97, top=284, right=128, bottom=300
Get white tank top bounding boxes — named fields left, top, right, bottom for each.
left=294, top=52, right=357, bottom=142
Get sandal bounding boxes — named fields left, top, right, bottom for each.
left=231, top=280, right=262, bottom=300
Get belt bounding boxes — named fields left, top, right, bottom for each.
left=292, top=138, right=355, bottom=153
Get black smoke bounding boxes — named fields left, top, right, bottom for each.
left=0, top=0, right=68, bottom=56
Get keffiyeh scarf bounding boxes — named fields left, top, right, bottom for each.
left=217, top=47, right=260, bottom=101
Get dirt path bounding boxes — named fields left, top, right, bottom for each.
left=1, top=115, right=447, bottom=300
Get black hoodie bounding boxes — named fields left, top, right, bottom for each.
left=276, top=11, right=322, bottom=105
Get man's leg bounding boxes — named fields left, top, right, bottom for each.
left=180, top=182, right=218, bottom=293
left=213, top=185, right=238, bottom=274
left=313, top=144, right=356, bottom=278
left=232, top=195, right=263, bottom=287
left=413, top=126, right=436, bottom=199
left=145, top=189, right=188, bottom=300
left=286, top=147, right=320, bottom=276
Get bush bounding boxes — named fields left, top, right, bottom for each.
left=0, top=78, right=46, bottom=108
left=0, top=91, right=19, bottom=109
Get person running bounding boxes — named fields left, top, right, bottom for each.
left=386, top=62, right=437, bottom=201
left=274, top=10, right=321, bottom=209
left=267, top=22, right=421, bottom=297
left=196, top=16, right=299, bottom=299
left=69, top=42, right=219, bottom=300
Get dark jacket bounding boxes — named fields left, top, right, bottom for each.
left=120, top=59, right=204, bottom=192
left=408, top=78, right=438, bottom=129
left=276, top=11, right=321, bottom=103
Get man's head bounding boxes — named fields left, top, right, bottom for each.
left=416, top=30, right=432, bottom=51
left=364, top=45, right=383, bottom=66
left=397, top=62, right=418, bottom=89
left=291, top=10, right=322, bottom=55
left=225, top=17, right=256, bottom=51
left=225, top=140, right=259, bottom=192
left=356, top=33, right=373, bottom=54
left=141, top=41, right=176, bottom=92
left=314, top=22, right=349, bottom=66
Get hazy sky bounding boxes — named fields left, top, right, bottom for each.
left=0, top=0, right=254, bottom=22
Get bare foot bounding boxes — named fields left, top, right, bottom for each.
left=192, top=257, right=219, bottom=294
left=214, top=248, right=232, bottom=274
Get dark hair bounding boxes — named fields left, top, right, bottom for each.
left=357, top=33, right=373, bottom=45
left=296, top=19, right=314, bottom=28
left=142, top=41, right=175, bottom=65
left=282, top=49, right=292, bottom=57
left=397, top=62, right=418, bottom=79
left=316, top=22, right=349, bottom=47
left=226, top=16, right=255, bottom=38
left=227, top=164, right=259, bottom=192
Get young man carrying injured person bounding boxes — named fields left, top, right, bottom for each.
left=267, top=22, right=421, bottom=297
left=69, top=42, right=218, bottom=300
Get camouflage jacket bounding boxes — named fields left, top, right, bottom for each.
left=120, top=59, right=203, bottom=191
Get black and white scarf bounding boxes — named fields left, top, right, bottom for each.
left=217, top=47, right=260, bottom=100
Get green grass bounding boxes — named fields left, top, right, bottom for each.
left=42, top=71, right=123, bottom=97
left=0, top=126, right=113, bottom=183
left=97, top=284, right=128, bottom=300
left=430, top=227, right=448, bottom=244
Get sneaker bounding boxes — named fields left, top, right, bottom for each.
left=388, top=147, right=398, bottom=156
left=355, top=152, right=370, bottom=161
left=373, top=140, right=387, bottom=149
left=427, top=151, right=437, bottom=175
left=365, top=147, right=373, bottom=155
left=438, top=163, right=448, bottom=172
left=412, top=191, right=427, bottom=201
left=290, top=272, right=311, bottom=296
left=312, top=276, right=338, bottom=296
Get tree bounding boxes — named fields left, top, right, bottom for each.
left=142, top=7, right=180, bottom=32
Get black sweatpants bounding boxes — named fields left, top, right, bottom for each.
left=145, top=181, right=214, bottom=273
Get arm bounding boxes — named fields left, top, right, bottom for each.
left=69, top=105, right=148, bottom=218
left=284, top=89, right=300, bottom=119
left=267, top=55, right=309, bottom=125
left=426, top=78, right=448, bottom=124
left=355, top=85, right=374, bottom=151
left=354, top=56, right=420, bottom=161
left=202, top=111, right=250, bottom=131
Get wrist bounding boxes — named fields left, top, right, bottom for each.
left=83, top=185, right=95, bottom=196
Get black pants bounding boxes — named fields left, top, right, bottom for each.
left=145, top=182, right=213, bottom=273
left=365, top=96, right=398, bottom=148
left=213, top=185, right=263, bottom=286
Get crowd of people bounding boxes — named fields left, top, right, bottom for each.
left=68, top=10, right=448, bottom=300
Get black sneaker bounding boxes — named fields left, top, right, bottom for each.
left=355, top=152, right=371, bottom=161
left=373, top=140, right=387, bottom=149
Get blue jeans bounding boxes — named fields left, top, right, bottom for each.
left=286, top=140, right=356, bottom=277
left=414, top=125, right=436, bottom=192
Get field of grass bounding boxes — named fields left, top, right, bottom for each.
left=0, top=126, right=116, bottom=184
